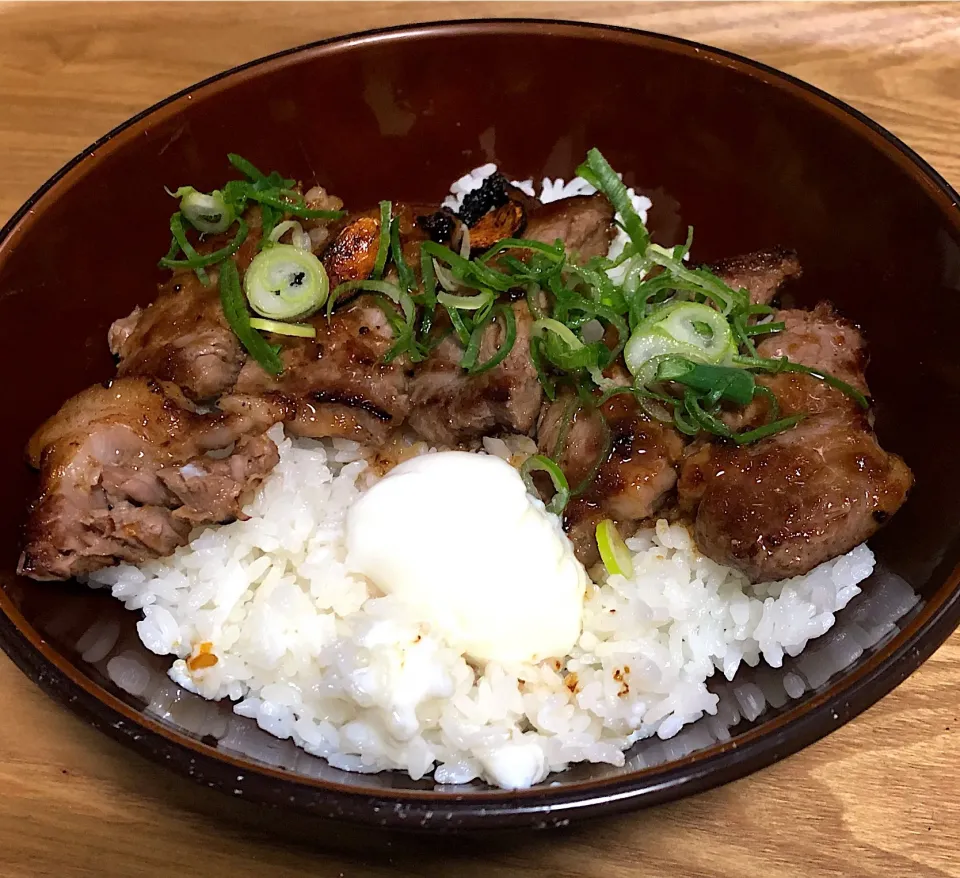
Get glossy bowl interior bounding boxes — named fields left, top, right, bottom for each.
left=1, top=20, right=959, bottom=830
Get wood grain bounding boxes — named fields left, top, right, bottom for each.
left=0, top=3, right=958, bottom=876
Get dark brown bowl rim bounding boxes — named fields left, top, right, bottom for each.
left=2, top=18, right=959, bottom=831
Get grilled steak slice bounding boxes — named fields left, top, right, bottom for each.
left=524, top=194, right=615, bottom=262
left=222, top=295, right=410, bottom=444
left=679, top=412, right=912, bottom=582
left=538, top=390, right=685, bottom=566
left=407, top=302, right=541, bottom=445
left=679, top=302, right=911, bottom=581
left=20, top=378, right=280, bottom=580
left=711, top=247, right=801, bottom=306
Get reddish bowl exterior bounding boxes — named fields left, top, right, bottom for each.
left=1, top=20, right=959, bottom=830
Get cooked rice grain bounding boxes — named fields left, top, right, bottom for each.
left=89, top=425, right=875, bottom=789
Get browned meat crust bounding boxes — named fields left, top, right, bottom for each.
left=710, top=247, right=801, bottom=306
left=524, top=194, right=615, bottom=262
left=408, top=301, right=542, bottom=445
left=728, top=303, right=870, bottom=429
left=223, top=295, right=411, bottom=444
left=20, top=378, right=280, bottom=581
left=679, top=304, right=912, bottom=582
left=679, top=414, right=912, bottom=582
left=110, top=272, right=244, bottom=402
left=756, top=303, right=868, bottom=395
left=24, top=157, right=913, bottom=589
left=538, top=390, right=685, bottom=566
left=109, top=209, right=267, bottom=402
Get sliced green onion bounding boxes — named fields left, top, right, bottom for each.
left=258, top=203, right=281, bottom=251
left=437, top=291, right=495, bottom=311
left=550, top=394, right=581, bottom=460
left=458, top=310, right=491, bottom=372
left=243, top=244, right=329, bottom=320
left=433, top=258, right=461, bottom=292
left=683, top=390, right=735, bottom=439
left=325, top=278, right=420, bottom=361
left=531, top=317, right=584, bottom=352
left=468, top=304, right=517, bottom=375
left=737, top=355, right=871, bottom=409
left=672, top=399, right=701, bottom=435
left=159, top=218, right=249, bottom=272
left=325, top=278, right=412, bottom=322
left=571, top=412, right=612, bottom=496
left=595, top=383, right=639, bottom=408
left=219, top=259, right=283, bottom=375
left=520, top=454, right=570, bottom=516
left=576, top=148, right=649, bottom=255
left=645, top=248, right=746, bottom=316
left=237, top=185, right=344, bottom=220
left=733, top=414, right=806, bottom=445
left=752, top=382, right=780, bottom=421
left=162, top=234, right=180, bottom=263
left=269, top=219, right=311, bottom=250
left=744, top=320, right=785, bottom=337
left=227, top=153, right=268, bottom=183
left=248, top=317, right=317, bottom=338
left=419, top=246, right=438, bottom=306
left=537, top=334, right=601, bottom=373
left=596, top=519, right=634, bottom=578
left=372, top=201, right=391, bottom=280
left=417, top=246, right=438, bottom=337
left=445, top=300, right=472, bottom=345
left=169, top=186, right=235, bottom=234
left=658, top=360, right=756, bottom=406
left=167, top=211, right=208, bottom=285
left=673, top=225, right=695, bottom=262
left=525, top=284, right=545, bottom=320
left=678, top=386, right=806, bottom=445
left=389, top=216, right=416, bottom=292
left=529, top=337, right=556, bottom=401
left=477, top=237, right=566, bottom=264
left=421, top=241, right=515, bottom=293
left=732, top=311, right=757, bottom=357
left=225, top=155, right=294, bottom=194
left=624, top=302, right=734, bottom=376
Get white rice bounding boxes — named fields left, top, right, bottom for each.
left=88, top=425, right=876, bottom=790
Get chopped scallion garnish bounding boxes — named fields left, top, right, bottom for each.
left=167, top=211, right=209, bottom=285
left=243, top=244, right=329, bottom=321
left=520, top=454, right=570, bottom=516
left=219, top=259, right=283, bottom=375
left=168, top=186, right=235, bottom=235
left=163, top=147, right=869, bottom=505
left=248, top=317, right=317, bottom=338
left=596, top=519, right=634, bottom=578
left=576, top=148, right=649, bottom=255
left=468, top=304, right=516, bottom=375
left=389, top=216, right=416, bottom=292
left=372, top=201, right=392, bottom=281
left=437, top=291, right=495, bottom=311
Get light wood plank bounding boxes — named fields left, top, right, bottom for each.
left=1, top=3, right=958, bottom=875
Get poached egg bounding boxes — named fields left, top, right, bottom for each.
left=345, top=451, right=587, bottom=666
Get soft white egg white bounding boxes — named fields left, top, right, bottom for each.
left=345, top=451, right=587, bottom=666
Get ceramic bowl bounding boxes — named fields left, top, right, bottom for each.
left=1, top=20, right=958, bottom=830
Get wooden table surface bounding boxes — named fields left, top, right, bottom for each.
left=0, top=2, right=958, bottom=876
